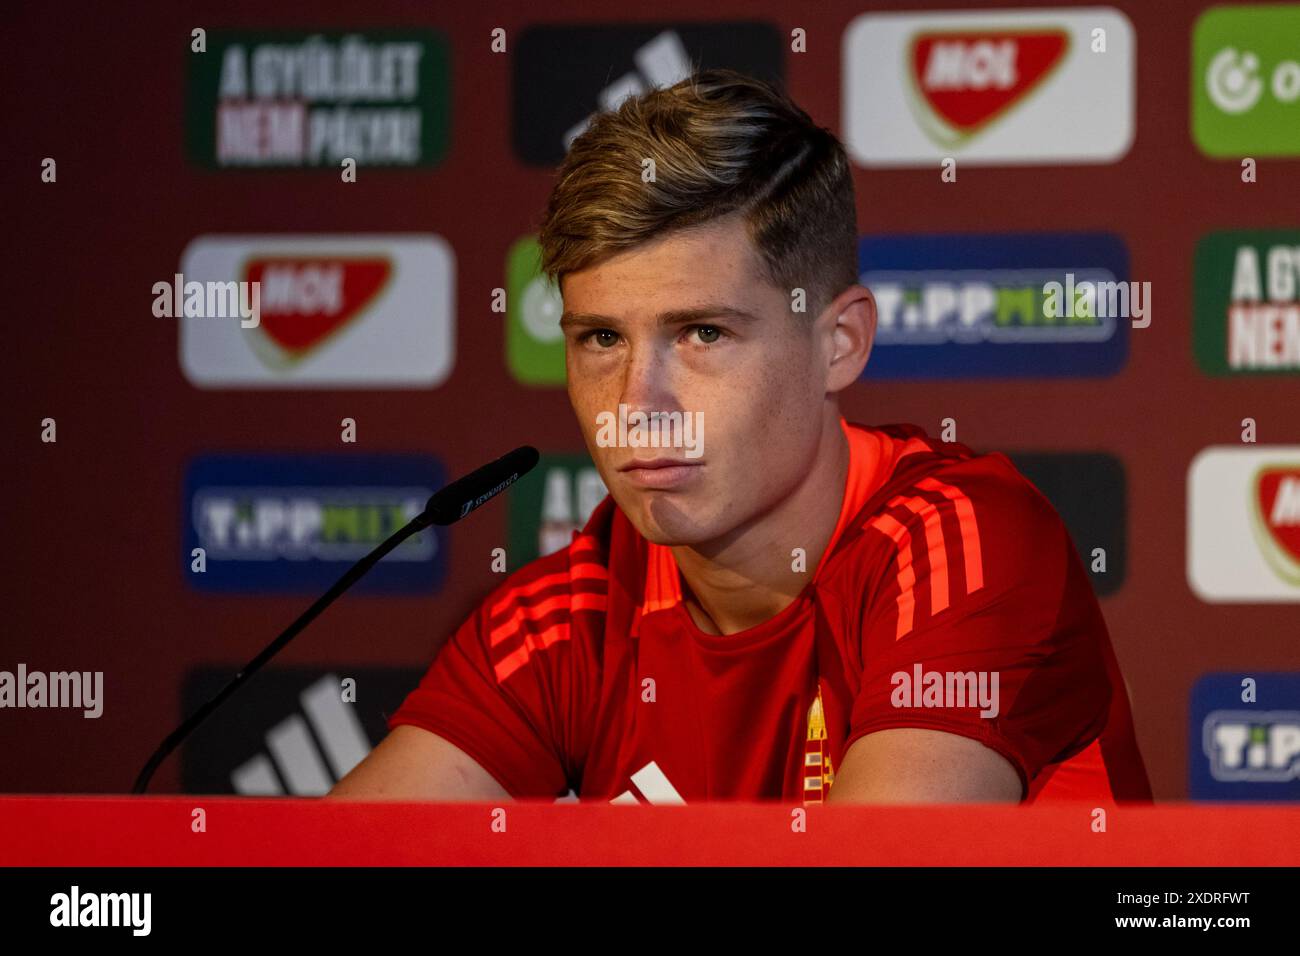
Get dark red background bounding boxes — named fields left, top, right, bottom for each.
left=4, top=0, right=1295, bottom=799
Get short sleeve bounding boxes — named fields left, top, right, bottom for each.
left=387, top=597, right=572, bottom=799
left=845, top=462, right=1113, bottom=797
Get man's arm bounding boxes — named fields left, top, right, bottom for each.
left=325, top=725, right=511, bottom=801
left=840, top=460, right=1118, bottom=804
left=826, top=728, right=1023, bottom=803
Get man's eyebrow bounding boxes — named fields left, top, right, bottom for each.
left=558, top=305, right=760, bottom=330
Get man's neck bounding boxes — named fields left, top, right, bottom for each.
left=670, top=411, right=851, bottom=636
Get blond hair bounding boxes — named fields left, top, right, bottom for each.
left=537, top=68, right=859, bottom=319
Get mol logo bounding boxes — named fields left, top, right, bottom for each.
left=844, top=8, right=1134, bottom=167
left=180, top=235, right=454, bottom=388
left=1253, top=466, right=1300, bottom=585
left=908, top=29, right=1068, bottom=145
left=244, top=257, right=391, bottom=366
left=1188, top=447, right=1300, bottom=601
left=1203, top=711, right=1300, bottom=783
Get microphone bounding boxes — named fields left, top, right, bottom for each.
left=132, top=445, right=540, bottom=794
left=417, top=444, right=539, bottom=527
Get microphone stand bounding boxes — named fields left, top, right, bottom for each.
left=132, top=444, right=538, bottom=794
left=132, top=515, right=426, bottom=794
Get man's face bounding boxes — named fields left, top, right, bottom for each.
left=560, top=213, right=835, bottom=548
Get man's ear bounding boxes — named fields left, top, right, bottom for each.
left=824, top=285, right=877, bottom=393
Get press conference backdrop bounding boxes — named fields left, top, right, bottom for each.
left=6, top=0, right=1299, bottom=802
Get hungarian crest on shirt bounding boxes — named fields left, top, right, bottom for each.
left=803, top=682, right=836, bottom=803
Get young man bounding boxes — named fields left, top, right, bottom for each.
left=330, top=69, right=1151, bottom=805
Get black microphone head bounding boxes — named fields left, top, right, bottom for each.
left=420, top=445, right=540, bottom=527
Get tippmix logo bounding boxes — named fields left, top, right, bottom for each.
left=858, top=233, right=1130, bottom=378
left=1190, top=674, right=1300, bottom=800
left=182, top=454, right=446, bottom=594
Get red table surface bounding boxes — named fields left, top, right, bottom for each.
left=1, top=797, right=1298, bottom=866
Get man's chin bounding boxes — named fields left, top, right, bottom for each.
left=615, top=494, right=718, bottom=548
left=635, top=524, right=703, bottom=548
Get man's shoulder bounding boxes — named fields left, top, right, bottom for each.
left=828, top=425, right=1097, bottom=659
left=854, top=421, right=1057, bottom=518
left=454, top=513, right=616, bottom=685
left=488, top=515, right=613, bottom=613
left=834, top=422, right=1071, bottom=579
left=476, top=503, right=617, bottom=631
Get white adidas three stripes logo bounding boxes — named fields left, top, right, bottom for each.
left=228, top=676, right=685, bottom=804
left=608, top=760, right=686, bottom=805
left=231, top=674, right=369, bottom=795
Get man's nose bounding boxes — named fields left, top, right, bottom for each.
left=618, top=339, right=672, bottom=412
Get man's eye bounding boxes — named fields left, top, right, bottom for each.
left=686, top=324, right=724, bottom=345
left=580, top=329, right=620, bottom=348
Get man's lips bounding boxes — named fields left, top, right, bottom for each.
left=617, top=458, right=703, bottom=490
left=617, top=457, right=698, bottom=471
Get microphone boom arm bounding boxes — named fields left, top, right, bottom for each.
left=132, top=516, right=423, bottom=795
left=132, top=444, right=538, bottom=794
